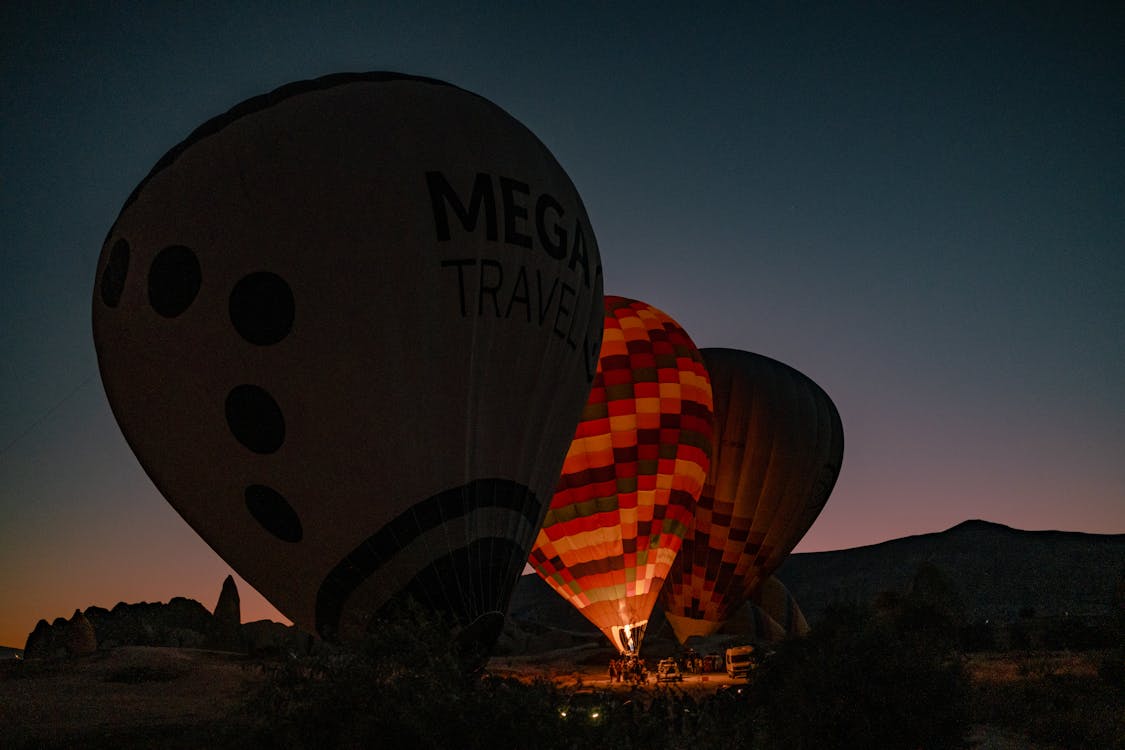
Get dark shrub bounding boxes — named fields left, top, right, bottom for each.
left=750, top=602, right=969, bottom=750
left=242, top=600, right=772, bottom=749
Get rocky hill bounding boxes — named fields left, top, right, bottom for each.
left=776, top=520, right=1125, bottom=623
left=17, top=521, right=1122, bottom=655
left=509, top=521, right=1125, bottom=639
left=21, top=576, right=313, bottom=659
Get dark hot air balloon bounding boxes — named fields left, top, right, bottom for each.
left=750, top=575, right=810, bottom=637
left=529, top=296, right=712, bottom=653
left=659, top=348, right=842, bottom=642
left=93, top=72, right=604, bottom=654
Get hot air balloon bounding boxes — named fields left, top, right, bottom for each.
left=750, top=575, right=810, bottom=637
left=659, top=348, right=843, bottom=642
left=528, top=296, right=713, bottom=653
left=92, top=72, right=604, bottom=654
left=721, top=601, right=788, bottom=642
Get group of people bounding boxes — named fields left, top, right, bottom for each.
left=679, top=651, right=704, bottom=674
left=608, top=650, right=722, bottom=684
left=672, top=650, right=724, bottom=674
left=607, top=655, right=649, bottom=685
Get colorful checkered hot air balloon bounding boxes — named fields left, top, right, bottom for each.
left=659, top=348, right=843, bottom=642
left=528, top=296, right=713, bottom=654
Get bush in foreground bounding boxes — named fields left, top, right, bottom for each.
left=241, top=602, right=759, bottom=750
left=750, top=601, right=970, bottom=750
left=244, top=602, right=559, bottom=749
left=243, top=597, right=971, bottom=749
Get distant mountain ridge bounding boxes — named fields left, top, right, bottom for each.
left=776, top=520, right=1125, bottom=623
left=8, top=521, right=1121, bottom=652
left=511, top=520, right=1125, bottom=643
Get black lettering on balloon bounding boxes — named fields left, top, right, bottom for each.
left=583, top=263, right=605, bottom=377
left=441, top=258, right=476, bottom=316
left=568, top=220, right=591, bottom=287
left=437, top=257, right=598, bottom=372
left=553, top=282, right=575, bottom=341
left=426, top=172, right=497, bottom=242
left=535, top=193, right=567, bottom=260
left=583, top=323, right=602, bottom=382
left=564, top=286, right=581, bottom=350
left=478, top=259, right=503, bottom=316
left=426, top=172, right=596, bottom=296
left=499, top=177, right=532, bottom=249
left=536, top=271, right=559, bottom=326
left=505, top=265, right=531, bottom=322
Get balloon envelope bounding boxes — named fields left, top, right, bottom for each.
left=660, top=348, right=842, bottom=642
left=750, top=575, right=810, bottom=637
left=529, top=296, right=713, bottom=653
left=93, top=72, right=604, bottom=652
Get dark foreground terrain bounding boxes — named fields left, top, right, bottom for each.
left=5, top=523, right=1121, bottom=748
left=1, top=644, right=1120, bottom=750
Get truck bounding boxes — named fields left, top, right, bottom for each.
left=724, top=645, right=756, bottom=679
left=655, top=657, right=682, bottom=682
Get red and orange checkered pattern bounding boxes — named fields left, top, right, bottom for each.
left=528, top=296, right=713, bottom=653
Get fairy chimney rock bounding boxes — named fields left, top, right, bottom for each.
left=65, top=609, right=98, bottom=655
left=213, top=575, right=241, bottom=627
left=23, top=619, right=54, bottom=659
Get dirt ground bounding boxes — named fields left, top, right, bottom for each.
left=487, top=643, right=748, bottom=695
left=0, top=646, right=1117, bottom=749
left=0, top=647, right=260, bottom=749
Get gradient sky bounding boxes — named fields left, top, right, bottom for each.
left=2, top=2, right=1122, bottom=648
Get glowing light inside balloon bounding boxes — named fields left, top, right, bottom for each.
left=529, top=296, right=713, bottom=654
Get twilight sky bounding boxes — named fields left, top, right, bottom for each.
left=1, top=2, right=1122, bottom=647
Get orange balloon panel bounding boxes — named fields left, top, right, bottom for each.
left=660, top=348, right=843, bottom=643
left=529, top=296, right=713, bottom=653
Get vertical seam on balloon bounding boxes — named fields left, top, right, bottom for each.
left=743, top=364, right=787, bottom=610
left=752, top=371, right=806, bottom=604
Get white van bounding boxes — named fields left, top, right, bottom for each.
left=724, top=645, right=756, bottom=678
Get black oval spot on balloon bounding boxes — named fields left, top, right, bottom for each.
left=245, top=484, right=303, bottom=542
left=229, top=272, right=295, bottom=345
left=148, top=245, right=201, bottom=317
left=225, top=385, right=285, bottom=453
left=100, top=238, right=130, bottom=308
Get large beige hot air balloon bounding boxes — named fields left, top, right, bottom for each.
left=528, top=297, right=713, bottom=653
left=93, top=72, right=603, bottom=654
left=660, top=348, right=842, bottom=642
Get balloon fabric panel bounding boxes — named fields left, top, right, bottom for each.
left=529, top=296, right=712, bottom=653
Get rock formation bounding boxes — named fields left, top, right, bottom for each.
left=23, top=619, right=57, bottom=659
left=64, top=609, right=98, bottom=655
left=88, top=598, right=215, bottom=649
left=21, top=577, right=314, bottom=658
left=208, top=575, right=244, bottom=652
left=213, top=575, right=241, bottom=627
